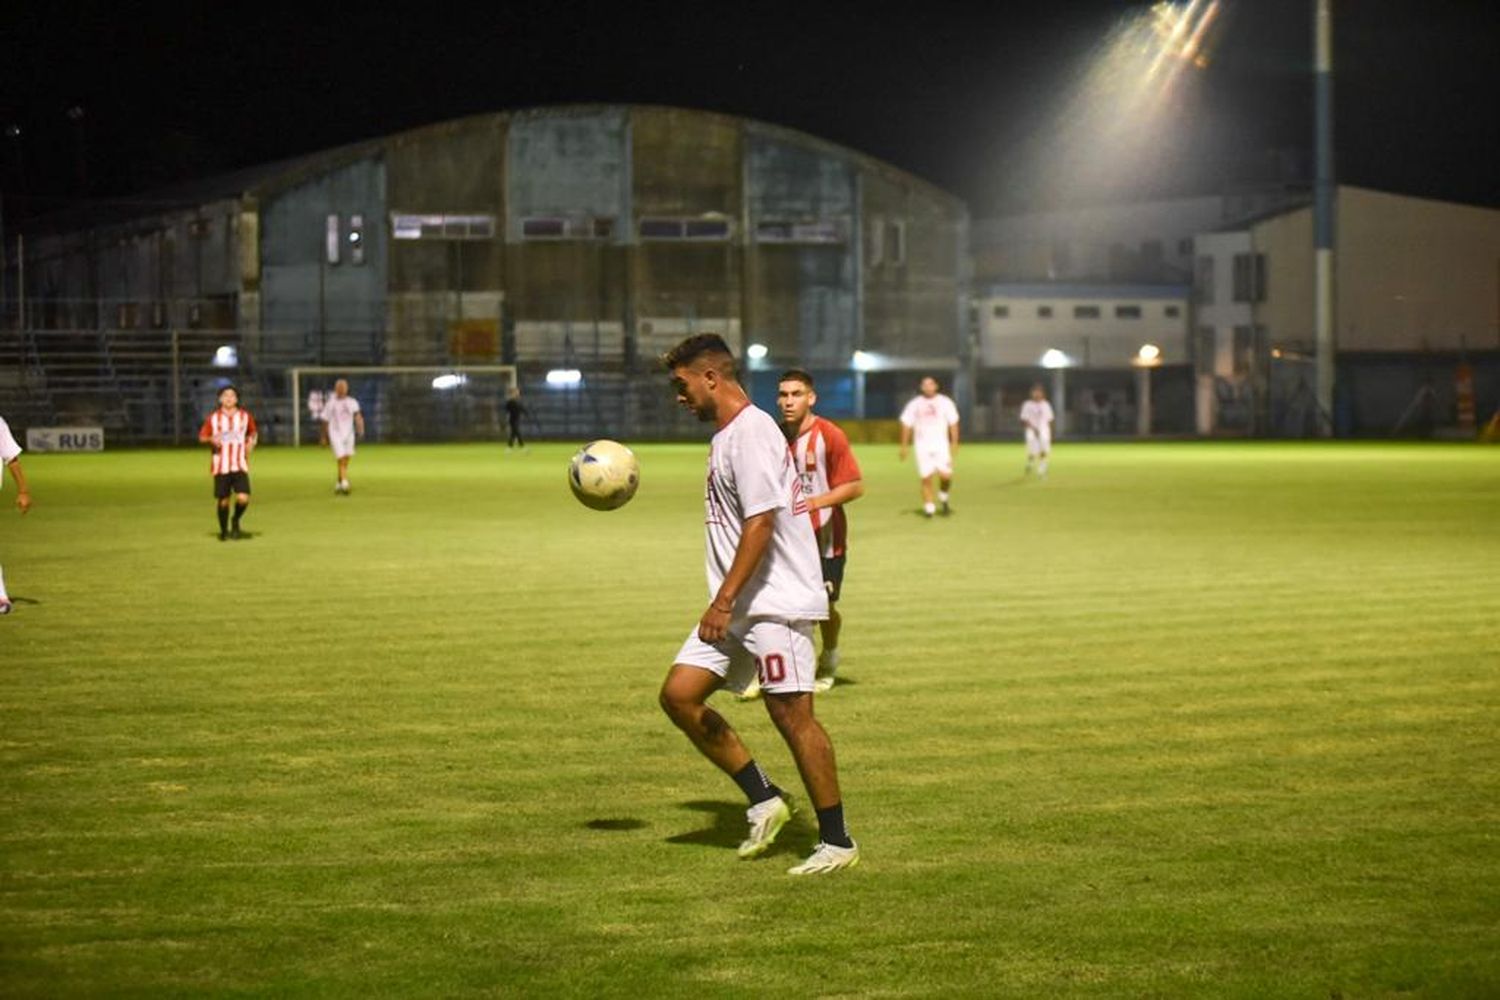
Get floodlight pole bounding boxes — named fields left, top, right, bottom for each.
left=1313, top=0, right=1337, bottom=435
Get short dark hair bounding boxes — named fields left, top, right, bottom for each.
left=662, top=333, right=737, bottom=377
left=218, top=383, right=238, bottom=397
left=779, top=368, right=815, bottom=389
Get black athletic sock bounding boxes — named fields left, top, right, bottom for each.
left=815, top=803, right=854, bottom=848
left=731, top=761, right=780, bottom=805
left=232, top=501, right=247, bottom=527
left=217, top=505, right=229, bottom=533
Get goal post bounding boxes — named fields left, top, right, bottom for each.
left=289, top=365, right=518, bottom=447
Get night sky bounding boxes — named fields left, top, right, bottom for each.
left=2, top=0, right=1496, bottom=225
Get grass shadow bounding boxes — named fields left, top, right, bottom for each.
left=585, top=818, right=647, bottom=832
left=664, top=799, right=814, bottom=857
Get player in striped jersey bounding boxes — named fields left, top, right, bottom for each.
left=198, top=385, right=258, bottom=541
left=0, top=413, right=33, bottom=615
left=777, top=369, right=864, bottom=693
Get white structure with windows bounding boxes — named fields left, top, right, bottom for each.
left=974, top=283, right=1190, bottom=369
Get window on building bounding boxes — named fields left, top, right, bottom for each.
left=1037, top=305, right=1054, bottom=319
left=992, top=304, right=1010, bottom=319
left=325, top=214, right=341, bottom=265
left=1115, top=305, right=1142, bottom=319
left=1165, top=305, right=1181, bottom=318
left=1178, top=238, right=1194, bottom=256
left=1074, top=305, right=1101, bottom=319
left=1194, top=255, right=1215, bottom=304
left=638, top=217, right=732, bottom=241
left=391, top=213, right=497, bottom=240
left=866, top=217, right=885, bottom=267
left=754, top=218, right=848, bottom=244
left=887, top=220, right=906, bottom=267
left=520, top=216, right=614, bottom=240
left=1232, top=252, right=1267, bottom=302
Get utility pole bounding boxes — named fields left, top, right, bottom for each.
left=1313, top=0, right=1337, bottom=435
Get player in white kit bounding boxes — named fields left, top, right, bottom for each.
left=658, top=334, right=859, bottom=875
left=1020, top=383, right=1055, bottom=478
left=0, top=414, right=33, bottom=615
left=898, top=376, right=960, bottom=517
left=319, top=379, right=365, bottom=495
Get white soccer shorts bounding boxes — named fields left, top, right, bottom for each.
left=1025, top=428, right=1051, bottom=456
left=674, top=618, right=819, bottom=695
left=916, top=445, right=953, bottom=479
left=330, top=433, right=356, bottom=459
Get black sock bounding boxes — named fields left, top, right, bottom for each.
left=731, top=761, right=780, bottom=805
left=217, top=506, right=229, bottom=533
left=232, top=501, right=247, bottom=527
left=815, top=803, right=853, bottom=848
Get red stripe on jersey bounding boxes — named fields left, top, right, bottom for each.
left=201, top=408, right=255, bottom=475
left=792, top=416, right=860, bottom=558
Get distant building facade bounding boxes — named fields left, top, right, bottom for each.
left=6, top=106, right=968, bottom=441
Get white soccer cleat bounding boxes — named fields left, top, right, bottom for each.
left=737, top=796, right=792, bottom=859
left=814, top=650, right=839, bottom=692
left=735, top=677, right=763, bottom=701
left=787, top=840, right=860, bottom=875
left=0, top=599, right=11, bottom=616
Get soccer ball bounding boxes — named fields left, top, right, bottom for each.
left=568, top=440, right=640, bottom=511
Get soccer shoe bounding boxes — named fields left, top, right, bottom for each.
left=0, top=599, right=11, bottom=615
left=737, top=796, right=792, bottom=859
left=735, top=677, right=764, bottom=702
left=940, top=500, right=952, bottom=516
left=230, top=526, right=242, bottom=540
left=218, top=531, right=228, bottom=542
left=787, top=840, right=860, bottom=875
left=814, top=650, right=839, bottom=692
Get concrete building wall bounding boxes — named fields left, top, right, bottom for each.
left=975, top=285, right=1189, bottom=369
left=1254, top=187, right=1500, bottom=353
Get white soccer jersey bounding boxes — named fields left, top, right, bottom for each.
left=703, top=405, right=828, bottom=622
left=1020, top=399, right=1054, bottom=432
left=0, top=416, right=21, bottom=490
left=899, top=393, right=960, bottom=449
left=322, top=396, right=361, bottom=439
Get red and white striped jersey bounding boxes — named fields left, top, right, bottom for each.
left=789, top=415, right=862, bottom=558
left=200, top=407, right=257, bottom=475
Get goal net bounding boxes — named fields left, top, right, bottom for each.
left=289, top=366, right=519, bottom=446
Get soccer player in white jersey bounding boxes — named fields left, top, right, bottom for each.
left=319, top=379, right=365, bottom=495
left=0, top=414, right=33, bottom=615
left=198, top=385, right=258, bottom=541
left=659, top=334, right=859, bottom=875
left=898, top=375, right=960, bottom=518
left=1020, top=383, right=1055, bottom=478
left=778, top=369, right=864, bottom=693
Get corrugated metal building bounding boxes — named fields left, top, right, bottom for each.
left=7, top=105, right=969, bottom=442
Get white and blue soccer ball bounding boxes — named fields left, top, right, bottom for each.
left=568, top=439, right=640, bottom=511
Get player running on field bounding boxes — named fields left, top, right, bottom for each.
left=778, top=368, right=863, bottom=693
left=659, top=333, right=860, bottom=875
left=0, top=413, right=33, bottom=615
left=898, top=375, right=960, bottom=518
left=1020, top=383, right=1055, bottom=478
left=320, top=378, right=365, bottom=495
left=198, top=385, right=258, bottom=541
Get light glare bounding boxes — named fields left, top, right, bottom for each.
left=1041, top=349, right=1072, bottom=369
left=546, top=369, right=583, bottom=387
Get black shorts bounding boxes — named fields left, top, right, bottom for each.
left=213, top=472, right=251, bottom=499
left=821, top=555, right=846, bottom=604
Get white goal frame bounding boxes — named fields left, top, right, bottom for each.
left=289, top=365, right=519, bottom=447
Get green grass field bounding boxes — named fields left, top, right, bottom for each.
left=2, top=440, right=1497, bottom=997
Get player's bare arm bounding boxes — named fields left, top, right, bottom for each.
left=898, top=424, right=912, bottom=461
left=7, top=458, right=30, bottom=514
left=319, top=416, right=330, bottom=446
left=699, top=510, right=775, bottom=643
left=355, top=412, right=366, bottom=438
left=808, top=480, right=864, bottom=511
left=949, top=422, right=960, bottom=452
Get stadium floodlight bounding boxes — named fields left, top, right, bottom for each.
left=431, top=373, right=468, bottom=390
left=852, top=350, right=877, bottom=372
left=746, top=343, right=769, bottom=361
left=545, top=368, right=583, bottom=388
left=1135, top=343, right=1163, bottom=366
left=212, top=345, right=238, bottom=368
left=1040, top=348, right=1072, bottom=369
